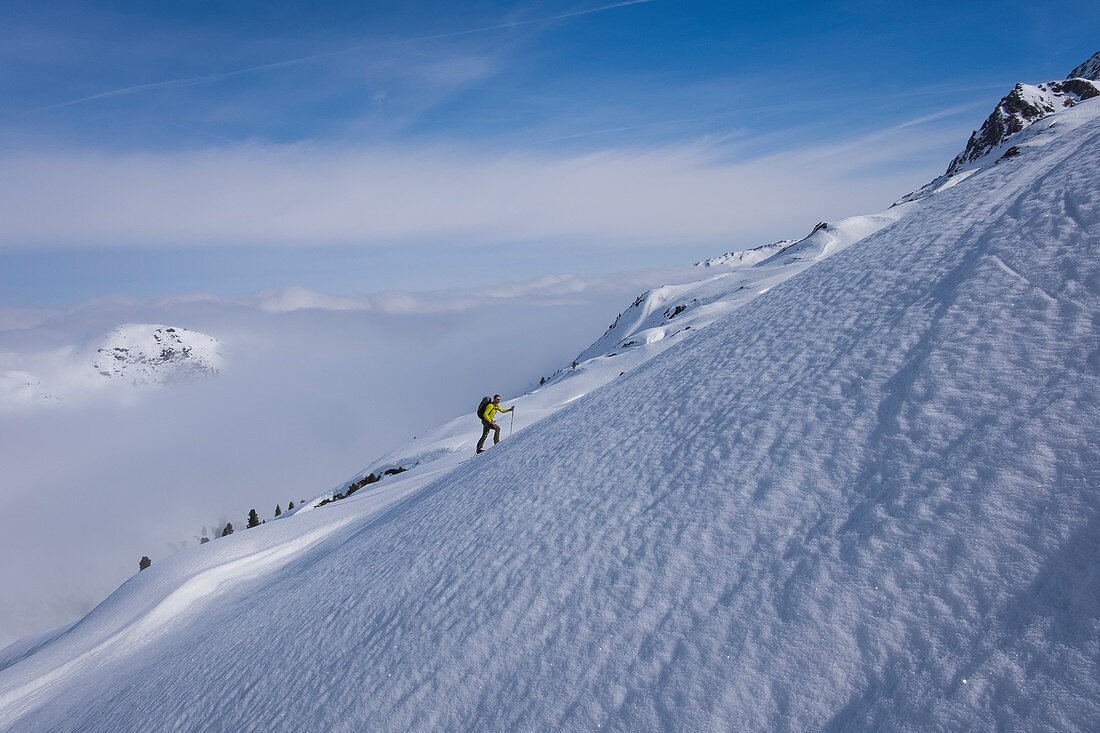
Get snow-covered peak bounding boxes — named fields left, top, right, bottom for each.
left=0, top=324, right=224, bottom=409
left=91, top=324, right=223, bottom=387
left=1067, top=50, right=1100, bottom=81
left=893, top=53, right=1100, bottom=205
left=945, top=78, right=1099, bottom=176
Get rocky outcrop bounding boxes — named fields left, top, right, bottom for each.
left=946, top=77, right=1099, bottom=175
left=1067, top=50, right=1100, bottom=81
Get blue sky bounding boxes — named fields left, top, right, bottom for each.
left=1, top=0, right=1097, bottom=305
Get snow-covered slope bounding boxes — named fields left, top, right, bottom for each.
left=2, top=78, right=1099, bottom=732
left=294, top=205, right=912, bottom=497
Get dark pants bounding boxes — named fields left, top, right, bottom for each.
left=477, top=419, right=500, bottom=451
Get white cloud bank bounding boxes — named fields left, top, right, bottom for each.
left=0, top=119, right=963, bottom=250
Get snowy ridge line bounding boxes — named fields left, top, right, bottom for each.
left=945, top=78, right=1099, bottom=176
left=340, top=204, right=912, bottom=489
left=694, top=241, right=792, bottom=268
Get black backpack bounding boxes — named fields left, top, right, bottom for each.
left=477, top=396, right=491, bottom=420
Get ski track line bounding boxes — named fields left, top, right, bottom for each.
left=986, top=255, right=1058, bottom=303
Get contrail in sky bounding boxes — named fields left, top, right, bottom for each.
left=39, top=50, right=360, bottom=110
left=414, top=0, right=656, bottom=41
left=40, top=0, right=657, bottom=111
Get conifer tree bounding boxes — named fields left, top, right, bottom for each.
left=288, top=501, right=295, bottom=510
left=222, top=522, right=234, bottom=537
left=139, top=556, right=151, bottom=571
left=247, top=509, right=261, bottom=528
left=275, top=504, right=282, bottom=517
left=199, top=536, right=210, bottom=545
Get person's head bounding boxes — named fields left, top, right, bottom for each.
left=493, top=394, right=501, bottom=403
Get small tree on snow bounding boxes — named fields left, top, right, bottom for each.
left=247, top=509, right=261, bottom=528
left=275, top=504, right=282, bottom=517
left=139, top=556, right=151, bottom=571
left=222, top=522, right=234, bottom=537
left=288, top=501, right=295, bottom=510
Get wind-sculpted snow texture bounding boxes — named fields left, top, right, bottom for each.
left=572, top=211, right=908, bottom=367
left=2, top=105, right=1099, bottom=733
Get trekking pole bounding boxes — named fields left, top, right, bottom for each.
left=510, top=408, right=515, bottom=438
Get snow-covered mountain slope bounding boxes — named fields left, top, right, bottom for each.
left=0, top=323, right=222, bottom=408
left=297, top=206, right=912, bottom=496
left=2, top=84, right=1098, bottom=732
left=574, top=210, right=911, bottom=366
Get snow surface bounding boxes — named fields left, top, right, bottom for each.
left=1, top=99, right=1098, bottom=731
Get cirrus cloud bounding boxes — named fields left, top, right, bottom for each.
left=0, top=115, right=965, bottom=251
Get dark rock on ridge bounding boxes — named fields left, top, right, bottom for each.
left=946, top=77, right=1098, bottom=175
left=1067, top=50, right=1100, bottom=82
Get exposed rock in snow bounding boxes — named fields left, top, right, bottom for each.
left=897, top=51, right=1100, bottom=205
left=0, top=324, right=224, bottom=409
left=946, top=78, right=1099, bottom=176
left=944, top=50, right=1100, bottom=177
left=1067, top=50, right=1100, bottom=81
left=91, top=325, right=223, bottom=387
left=694, top=242, right=791, bottom=269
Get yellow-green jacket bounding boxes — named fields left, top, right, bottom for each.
left=482, top=402, right=513, bottom=422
